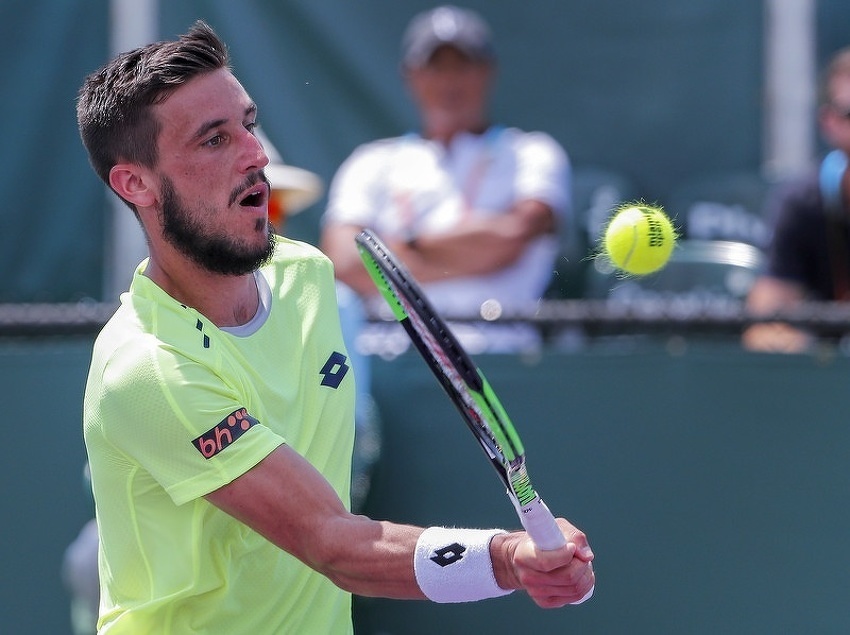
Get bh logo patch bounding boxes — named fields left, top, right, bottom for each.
left=192, top=408, right=258, bottom=459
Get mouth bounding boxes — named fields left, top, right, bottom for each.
left=237, top=182, right=270, bottom=210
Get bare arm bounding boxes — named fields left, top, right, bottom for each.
left=320, top=200, right=558, bottom=296
left=206, top=444, right=594, bottom=605
left=206, top=444, right=424, bottom=599
left=742, top=276, right=813, bottom=353
left=410, top=199, right=556, bottom=275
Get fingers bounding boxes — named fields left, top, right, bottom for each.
left=525, top=557, right=596, bottom=609
left=515, top=518, right=596, bottom=608
left=571, top=582, right=595, bottom=605
left=557, top=519, right=594, bottom=562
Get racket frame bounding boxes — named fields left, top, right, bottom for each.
left=355, top=229, right=565, bottom=550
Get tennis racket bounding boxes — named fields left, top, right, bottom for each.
left=355, top=229, right=565, bottom=550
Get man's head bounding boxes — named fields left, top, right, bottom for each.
left=819, top=47, right=850, bottom=154
left=77, top=21, right=274, bottom=276
left=401, top=5, right=495, bottom=70
left=400, top=6, right=496, bottom=141
left=77, top=21, right=230, bottom=204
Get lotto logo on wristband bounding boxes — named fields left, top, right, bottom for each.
left=192, top=408, right=258, bottom=459
left=430, top=542, right=466, bottom=567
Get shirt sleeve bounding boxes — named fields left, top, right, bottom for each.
left=98, top=340, right=285, bottom=506
left=513, top=130, right=571, bottom=221
left=323, top=141, right=392, bottom=228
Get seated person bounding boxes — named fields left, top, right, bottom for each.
left=321, top=6, right=570, bottom=353
left=256, top=128, right=324, bottom=233
left=743, top=47, right=850, bottom=353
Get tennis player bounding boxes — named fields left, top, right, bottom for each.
left=77, top=20, right=594, bottom=633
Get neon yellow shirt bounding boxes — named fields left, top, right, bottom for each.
left=84, top=236, right=356, bottom=634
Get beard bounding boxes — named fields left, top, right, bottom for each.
left=159, top=175, right=275, bottom=276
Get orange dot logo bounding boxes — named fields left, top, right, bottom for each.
left=192, top=408, right=260, bottom=459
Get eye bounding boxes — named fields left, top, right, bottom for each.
left=205, top=134, right=224, bottom=148
left=246, top=121, right=258, bottom=134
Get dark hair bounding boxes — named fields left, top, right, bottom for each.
left=77, top=20, right=230, bottom=202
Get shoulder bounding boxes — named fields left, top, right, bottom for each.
left=86, top=313, right=195, bottom=440
left=92, top=302, right=210, bottom=389
left=263, top=235, right=336, bottom=293
left=498, top=126, right=564, bottom=149
left=267, top=235, right=332, bottom=271
left=496, top=127, right=568, bottom=165
left=329, top=135, right=418, bottom=189
left=341, top=135, right=417, bottom=165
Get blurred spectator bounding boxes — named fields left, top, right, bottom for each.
left=321, top=5, right=570, bottom=353
left=61, top=465, right=98, bottom=635
left=743, top=47, right=850, bottom=353
left=256, top=129, right=324, bottom=233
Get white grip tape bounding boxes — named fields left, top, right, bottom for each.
left=414, top=527, right=513, bottom=603
left=515, top=496, right=566, bottom=551
left=516, top=496, right=595, bottom=605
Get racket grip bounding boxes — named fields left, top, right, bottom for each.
left=514, top=495, right=567, bottom=551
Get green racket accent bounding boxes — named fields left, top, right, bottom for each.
left=509, top=466, right=537, bottom=507
left=469, top=372, right=525, bottom=462
left=356, top=243, right=408, bottom=322
left=353, top=229, right=567, bottom=551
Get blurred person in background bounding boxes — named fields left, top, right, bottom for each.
left=321, top=5, right=570, bottom=354
left=256, top=128, right=324, bottom=234
left=744, top=47, right=850, bottom=352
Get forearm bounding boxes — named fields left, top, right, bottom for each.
left=320, top=200, right=557, bottom=292
left=745, top=275, right=807, bottom=315
left=309, top=516, right=427, bottom=599
left=407, top=200, right=558, bottom=279
left=207, top=446, right=426, bottom=598
left=320, top=224, right=381, bottom=296
left=742, top=276, right=813, bottom=352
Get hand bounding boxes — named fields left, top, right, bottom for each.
left=491, top=519, right=595, bottom=608
left=741, top=322, right=814, bottom=353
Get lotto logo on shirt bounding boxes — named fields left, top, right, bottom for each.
left=192, top=408, right=258, bottom=459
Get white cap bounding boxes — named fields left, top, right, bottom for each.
left=257, top=128, right=323, bottom=216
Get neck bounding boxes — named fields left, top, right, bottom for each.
left=143, top=251, right=259, bottom=328
left=423, top=119, right=490, bottom=146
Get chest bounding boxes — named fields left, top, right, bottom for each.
left=382, top=137, right=518, bottom=223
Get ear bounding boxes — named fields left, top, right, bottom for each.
left=109, top=164, right=157, bottom=208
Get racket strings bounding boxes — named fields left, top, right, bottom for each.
left=358, top=233, right=528, bottom=476
left=398, top=287, right=506, bottom=460
left=357, top=231, right=546, bottom=518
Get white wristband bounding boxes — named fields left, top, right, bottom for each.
left=414, top=526, right=513, bottom=603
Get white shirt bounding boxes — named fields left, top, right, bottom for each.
left=324, top=126, right=570, bottom=317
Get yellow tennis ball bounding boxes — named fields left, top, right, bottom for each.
left=603, top=204, right=676, bottom=275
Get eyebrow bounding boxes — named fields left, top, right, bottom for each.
left=190, top=103, right=258, bottom=142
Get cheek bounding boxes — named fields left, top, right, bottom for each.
left=171, top=162, right=224, bottom=196
left=167, top=151, right=222, bottom=182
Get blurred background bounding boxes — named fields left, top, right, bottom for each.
left=3, top=0, right=850, bottom=304
left=4, top=1, right=850, bottom=633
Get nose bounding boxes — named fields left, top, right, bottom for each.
left=243, top=129, right=270, bottom=172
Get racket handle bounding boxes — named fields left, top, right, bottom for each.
left=514, top=495, right=567, bottom=551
